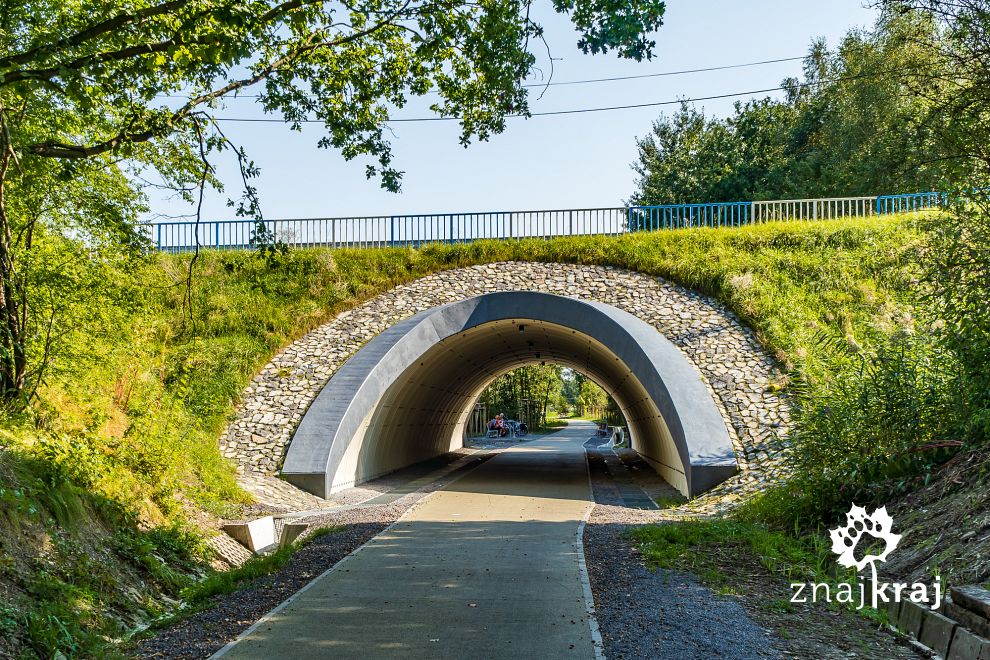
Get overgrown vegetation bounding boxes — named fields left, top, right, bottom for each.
left=743, top=198, right=990, bottom=531
left=629, top=0, right=990, bottom=538
left=0, top=209, right=968, bottom=656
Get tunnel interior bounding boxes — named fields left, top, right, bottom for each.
left=334, top=318, right=686, bottom=494
left=281, top=292, right=738, bottom=500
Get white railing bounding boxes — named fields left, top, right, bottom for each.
left=751, top=196, right=878, bottom=223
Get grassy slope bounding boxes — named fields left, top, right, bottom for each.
left=0, top=214, right=927, bottom=657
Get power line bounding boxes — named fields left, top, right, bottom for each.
left=157, top=55, right=805, bottom=99
left=212, top=84, right=794, bottom=124
left=530, top=56, right=805, bottom=87
left=210, top=67, right=927, bottom=124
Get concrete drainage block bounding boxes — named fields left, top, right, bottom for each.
left=222, top=515, right=278, bottom=554
left=279, top=522, right=309, bottom=548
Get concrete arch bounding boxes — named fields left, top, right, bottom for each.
left=281, top=291, right=737, bottom=499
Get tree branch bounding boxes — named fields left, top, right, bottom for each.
left=23, top=5, right=415, bottom=160
left=0, top=0, right=194, bottom=71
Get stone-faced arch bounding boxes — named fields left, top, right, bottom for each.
left=280, top=291, right=737, bottom=499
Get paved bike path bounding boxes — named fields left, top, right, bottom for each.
left=218, top=422, right=598, bottom=659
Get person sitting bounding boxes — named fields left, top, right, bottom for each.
left=496, top=413, right=509, bottom=437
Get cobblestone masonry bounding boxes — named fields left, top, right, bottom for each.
left=220, top=262, right=791, bottom=514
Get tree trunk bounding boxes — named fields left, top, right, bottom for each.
left=0, top=175, right=25, bottom=402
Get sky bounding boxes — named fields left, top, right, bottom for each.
left=146, top=1, right=879, bottom=223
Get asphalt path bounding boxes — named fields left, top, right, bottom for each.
left=216, top=421, right=599, bottom=659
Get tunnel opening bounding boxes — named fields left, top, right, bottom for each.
left=281, top=292, right=738, bottom=499
left=466, top=364, right=625, bottom=439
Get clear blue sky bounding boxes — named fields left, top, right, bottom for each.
left=146, top=1, right=878, bottom=222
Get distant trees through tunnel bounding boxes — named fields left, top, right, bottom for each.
left=471, top=365, right=625, bottom=435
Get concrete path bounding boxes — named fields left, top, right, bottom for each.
left=218, top=421, right=599, bottom=659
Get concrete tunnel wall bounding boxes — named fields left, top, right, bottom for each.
left=280, top=292, right=738, bottom=499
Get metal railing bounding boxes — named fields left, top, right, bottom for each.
left=752, top=196, right=879, bottom=222
left=627, top=201, right=751, bottom=230
left=148, top=207, right=628, bottom=253
left=875, top=191, right=946, bottom=214
left=144, top=191, right=948, bottom=252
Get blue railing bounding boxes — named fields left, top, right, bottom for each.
left=876, top=191, right=946, bottom=214
left=627, top=201, right=751, bottom=231
left=145, top=191, right=950, bottom=253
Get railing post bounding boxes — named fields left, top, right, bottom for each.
left=509, top=213, right=514, bottom=239
left=390, top=216, right=395, bottom=248
left=569, top=210, right=574, bottom=236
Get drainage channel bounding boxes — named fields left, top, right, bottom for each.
left=584, top=439, right=658, bottom=510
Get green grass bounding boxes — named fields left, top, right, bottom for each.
left=630, top=520, right=884, bottom=622
left=179, top=526, right=341, bottom=606
left=1, top=212, right=929, bottom=656
left=631, top=520, right=832, bottom=582
left=654, top=495, right=687, bottom=509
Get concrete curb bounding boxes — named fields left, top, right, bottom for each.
left=579, top=440, right=606, bottom=660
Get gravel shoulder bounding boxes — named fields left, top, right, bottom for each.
left=582, top=439, right=925, bottom=660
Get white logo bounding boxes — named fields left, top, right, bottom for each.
left=829, top=504, right=901, bottom=572
left=791, top=503, right=941, bottom=611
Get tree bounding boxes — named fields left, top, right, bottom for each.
left=629, top=9, right=960, bottom=207
left=577, top=375, right=606, bottom=414
left=480, top=364, right=563, bottom=427
left=0, top=0, right=666, bottom=403
left=887, top=0, right=990, bottom=180
left=629, top=102, right=738, bottom=206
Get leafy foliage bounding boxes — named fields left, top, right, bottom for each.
left=0, top=0, right=668, bottom=404
left=924, top=195, right=990, bottom=441
left=478, top=364, right=564, bottom=429
left=630, top=10, right=961, bottom=205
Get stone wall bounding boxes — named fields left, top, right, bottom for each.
left=220, top=262, right=792, bottom=511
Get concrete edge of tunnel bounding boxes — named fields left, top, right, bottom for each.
left=579, top=432, right=607, bottom=660
left=208, top=445, right=499, bottom=659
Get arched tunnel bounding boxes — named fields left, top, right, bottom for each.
left=281, top=291, right=738, bottom=499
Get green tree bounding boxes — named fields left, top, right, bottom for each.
left=888, top=0, right=990, bottom=179
left=629, top=9, right=959, bottom=207
left=577, top=375, right=606, bottom=412
left=629, top=102, right=738, bottom=205
left=0, top=0, right=667, bottom=403
left=480, top=364, right=564, bottom=427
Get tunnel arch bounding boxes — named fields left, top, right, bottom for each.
left=281, top=291, right=737, bottom=499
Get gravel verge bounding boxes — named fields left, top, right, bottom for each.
left=583, top=437, right=777, bottom=659
left=584, top=518, right=777, bottom=659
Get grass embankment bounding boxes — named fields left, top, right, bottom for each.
left=1, top=213, right=927, bottom=657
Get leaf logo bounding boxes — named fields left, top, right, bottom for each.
left=829, top=504, right=902, bottom=572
